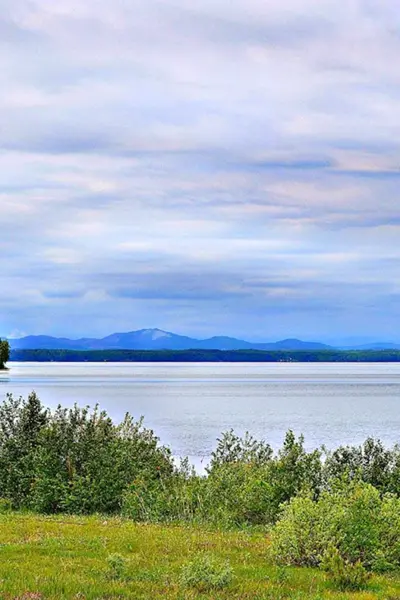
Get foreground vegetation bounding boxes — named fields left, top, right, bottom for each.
left=0, top=512, right=400, bottom=599
left=3, top=393, right=400, bottom=521
left=10, top=347, right=400, bottom=362
left=1, top=393, right=400, bottom=598
left=0, top=338, right=9, bottom=369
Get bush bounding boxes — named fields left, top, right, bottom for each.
left=106, top=553, right=129, bottom=580
left=202, top=430, right=322, bottom=527
left=323, top=438, right=400, bottom=493
left=2, top=390, right=400, bottom=535
left=208, top=429, right=273, bottom=470
left=179, top=554, right=233, bottom=591
left=122, top=459, right=205, bottom=523
left=0, top=392, right=49, bottom=507
left=0, top=394, right=174, bottom=513
left=122, top=431, right=323, bottom=528
left=269, top=480, right=400, bottom=572
left=0, top=498, right=12, bottom=513
left=321, top=544, right=371, bottom=591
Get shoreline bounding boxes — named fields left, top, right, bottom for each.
left=8, top=349, right=400, bottom=363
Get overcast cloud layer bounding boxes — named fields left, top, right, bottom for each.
left=1, top=0, right=400, bottom=342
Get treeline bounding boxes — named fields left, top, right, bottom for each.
left=2, top=393, right=400, bottom=578
left=10, top=348, right=400, bottom=362
left=0, top=339, right=10, bottom=369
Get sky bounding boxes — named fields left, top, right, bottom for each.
left=1, top=0, right=400, bottom=343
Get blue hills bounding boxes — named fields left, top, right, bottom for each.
left=7, top=329, right=400, bottom=351
left=8, top=328, right=333, bottom=351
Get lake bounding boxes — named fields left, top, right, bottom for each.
left=1, top=362, right=400, bottom=468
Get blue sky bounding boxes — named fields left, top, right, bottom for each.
left=1, top=0, right=400, bottom=343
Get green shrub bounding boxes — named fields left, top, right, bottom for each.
left=122, top=431, right=323, bottom=528
left=0, top=394, right=174, bottom=513
left=0, top=498, right=12, bottom=513
left=202, top=430, right=322, bottom=527
left=122, top=458, right=205, bottom=523
left=106, top=553, right=129, bottom=580
left=179, top=554, right=233, bottom=591
left=0, top=392, right=49, bottom=507
left=2, top=390, right=400, bottom=534
left=321, top=544, right=371, bottom=591
left=269, top=480, right=400, bottom=572
left=208, top=429, right=273, bottom=470
left=323, top=438, right=400, bottom=496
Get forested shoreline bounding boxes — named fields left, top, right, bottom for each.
left=10, top=347, right=400, bottom=362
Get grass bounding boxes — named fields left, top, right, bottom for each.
left=0, top=514, right=399, bottom=599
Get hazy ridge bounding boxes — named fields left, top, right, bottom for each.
left=6, top=328, right=400, bottom=351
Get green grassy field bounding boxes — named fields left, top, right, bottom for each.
left=0, top=514, right=399, bottom=600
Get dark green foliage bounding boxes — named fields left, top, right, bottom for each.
left=11, top=347, right=400, bottom=362
left=208, top=429, right=273, bottom=469
left=0, top=392, right=49, bottom=506
left=324, top=438, right=400, bottom=494
left=205, top=430, right=321, bottom=526
left=1, top=389, right=400, bottom=575
left=0, top=498, right=12, bottom=513
left=123, top=430, right=322, bottom=527
left=122, top=457, right=205, bottom=523
left=31, top=407, right=173, bottom=514
left=0, top=339, right=10, bottom=368
left=0, top=394, right=172, bottom=513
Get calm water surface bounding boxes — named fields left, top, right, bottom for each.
left=1, top=362, right=400, bottom=466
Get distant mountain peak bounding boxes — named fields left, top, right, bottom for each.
left=139, top=329, right=172, bottom=340
left=7, top=329, right=335, bottom=351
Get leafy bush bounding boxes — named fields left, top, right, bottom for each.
left=122, top=431, right=322, bottom=528
left=321, top=544, right=371, bottom=590
left=106, top=553, right=129, bottom=580
left=202, top=430, right=322, bottom=527
left=122, top=458, right=205, bottom=523
left=0, top=498, right=12, bottom=513
left=208, top=429, right=273, bottom=470
left=2, top=391, right=400, bottom=535
left=0, top=392, right=49, bottom=507
left=324, top=438, right=400, bottom=494
left=269, top=480, right=400, bottom=572
left=0, top=394, right=173, bottom=513
left=179, top=554, right=233, bottom=591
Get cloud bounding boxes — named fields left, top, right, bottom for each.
left=0, top=0, right=400, bottom=340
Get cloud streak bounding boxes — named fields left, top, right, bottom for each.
left=1, top=0, right=400, bottom=341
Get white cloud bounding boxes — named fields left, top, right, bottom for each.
left=0, top=0, right=400, bottom=339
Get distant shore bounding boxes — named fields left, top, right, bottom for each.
left=9, top=348, right=400, bottom=362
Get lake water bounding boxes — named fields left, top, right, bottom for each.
left=1, top=362, right=400, bottom=468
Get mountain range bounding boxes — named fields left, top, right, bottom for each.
left=6, top=329, right=400, bottom=351
left=8, top=329, right=333, bottom=351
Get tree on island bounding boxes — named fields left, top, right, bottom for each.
left=0, top=339, right=10, bottom=369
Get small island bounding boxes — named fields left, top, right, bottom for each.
left=0, top=339, right=10, bottom=370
